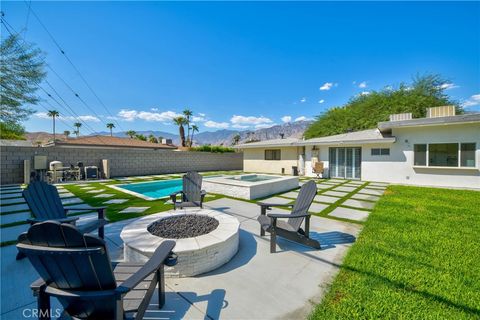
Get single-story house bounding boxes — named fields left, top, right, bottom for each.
left=43, top=135, right=177, bottom=150
left=235, top=106, right=480, bottom=189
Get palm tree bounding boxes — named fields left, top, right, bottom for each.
left=63, top=130, right=71, bottom=138
left=73, top=122, right=82, bottom=137
left=135, top=133, right=147, bottom=141
left=106, top=123, right=115, bottom=136
left=190, top=124, right=199, bottom=146
left=47, top=110, right=59, bottom=142
left=183, top=109, right=193, bottom=146
left=148, top=134, right=158, bottom=143
left=232, top=133, right=241, bottom=145
left=73, top=130, right=79, bottom=137
left=173, top=116, right=187, bottom=147
left=126, top=130, right=136, bottom=138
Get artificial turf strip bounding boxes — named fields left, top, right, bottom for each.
left=309, top=185, right=480, bottom=319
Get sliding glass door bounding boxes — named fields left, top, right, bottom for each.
left=329, top=147, right=361, bottom=179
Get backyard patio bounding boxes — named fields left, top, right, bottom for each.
left=1, top=172, right=478, bottom=319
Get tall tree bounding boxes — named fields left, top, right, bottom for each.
left=125, top=130, right=136, bottom=138
left=73, top=122, right=82, bottom=137
left=232, top=133, right=241, bottom=145
left=304, top=74, right=461, bottom=138
left=47, top=110, right=59, bottom=142
left=148, top=134, right=158, bottom=143
left=183, top=109, right=193, bottom=146
left=190, top=124, right=199, bottom=146
left=0, top=34, right=46, bottom=139
left=73, top=130, right=79, bottom=137
left=135, top=133, right=146, bottom=141
left=173, top=116, right=187, bottom=147
left=106, top=123, right=115, bottom=136
left=63, top=130, right=70, bottom=138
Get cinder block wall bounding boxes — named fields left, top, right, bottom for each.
left=0, top=146, right=243, bottom=185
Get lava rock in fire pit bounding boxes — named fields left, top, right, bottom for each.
left=148, top=215, right=219, bottom=239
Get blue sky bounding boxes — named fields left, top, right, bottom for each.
left=2, top=1, right=479, bottom=135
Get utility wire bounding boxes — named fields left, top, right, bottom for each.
left=24, top=2, right=125, bottom=132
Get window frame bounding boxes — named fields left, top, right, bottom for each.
left=413, top=142, right=476, bottom=168
left=264, top=149, right=281, bottom=161
left=371, top=148, right=390, bottom=156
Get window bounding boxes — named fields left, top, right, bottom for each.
left=265, top=149, right=281, bottom=160
left=414, top=143, right=476, bottom=168
left=461, top=143, right=476, bottom=167
left=371, top=148, right=390, bottom=156
left=414, top=144, right=427, bottom=166
left=429, top=143, right=458, bottom=167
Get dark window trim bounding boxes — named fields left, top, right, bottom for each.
left=265, top=149, right=281, bottom=161
left=371, top=148, right=390, bottom=156
left=413, top=142, right=476, bottom=168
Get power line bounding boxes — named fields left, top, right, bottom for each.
left=24, top=2, right=125, bottom=132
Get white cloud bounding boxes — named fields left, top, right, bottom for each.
left=192, top=115, right=206, bottom=122
left=232, top=124, right=249, bottom=129
left=300, top=97, right=306, bottom=103
left=319, top=82, right=337, bottom=91
left=439, top=83, right=459, bottom=90
left=35, top=112, right=100, bottom=122
left=198, top=113, right=206, bottom=117
left=255, top=123, right=275, bottom=129
left=358, top=81, right=367, bottom=88
left=150, top=107, right=159, bottom=111
left=117, top=109, right=181, bottom=122
left=360, top=91, right=370, bottom=96
left=294, top=116, right=313, bottom=122
left=462, top=94, right=480, bottom=107
left=318, top=99, right=325, bottom=104
left=230, top=115, right=273, bottom=126
left=204, top=120, right=229, bottom=129
left=281, top=116, right=292, bottom=123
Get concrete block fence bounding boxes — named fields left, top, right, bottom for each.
left=0, top=146, right=243, bottom=185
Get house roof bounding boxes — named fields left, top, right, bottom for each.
left=47, top=135, right=176, bottom=150
left=235, top=137, right=300, bottom=149
left=378, top=113, right=480, bottom=132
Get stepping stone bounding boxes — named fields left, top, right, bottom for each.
left=0, top=189, right=22, bottom=195
left=316, top=184, right=332, bottom=189
left=59, top=192, right=75, bottom=198
left=329, top=207, right=370, bottom=222
left=1, top=193, right=22, bottom=199
left=1, top=203, right=29, bottom=213
left=87, top=189, right=105, bottom=194
left=261, top=197, right=292, bottom=205
left=322, top=181, right=340, bottom=186
left=103, top=199, right=128, bottom=204
left=280, top=191, right=300, bottom=199
left=120, top=207, right=149, bottom=214
left=342, top=199, right=375, bottom=210
left=347, top=181, right=364, bottom=185
left=323, top=190, right=348, bottom=198
left=1, top=211, right=30, bottom=225
left=61, top=198, right=83, bottom=205
left=93, top=194, right=115, bottom=198
left=351, top=193, right=380, bottom=202
left=329, top=179, right=346, bottom=183
left=333, top=186, right=357, bottom=193
left=369, top=182, right=389, bottom=187
left=314, top=195, right=339, bottom=204
left=359, top=189, right=385, bottom=196
left=0, top=185, right=22, bottom=190
left=365, top=186, right=387, bottom=190
left=308, top=202, right=329, bottom=213
left=1, top=224, right=29, bottom=242
left=1, top=197, right=25, bottom=205
left=80, top=187, right=95, bottom=190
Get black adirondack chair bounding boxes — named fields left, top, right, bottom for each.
left=170, top=171, right=207, bottom=209
left=22, top=181, right=107, bottom=238
left=257, top=180, right=321, bottom=253
left=16, top=221, right=176, bottom=320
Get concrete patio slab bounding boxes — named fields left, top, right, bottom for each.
left=79, top=186, right=95, bottom=190
left=0, top=193, right=22, bottom=200
left=204, top=198, right=272, bottom=221
left=279, top=191, right=300, bottom=199
left=314, top=195, right=340, bottom=204
left=323, top=190, right=348, bottom=198
left=103, top=199, right=129, bottom=204
left=93, top=193, right=115, bottom=198
left=351, top=193, right=381, bottom=202
left=369, top=182, right=389, bottom=187
left=86, top=189, right=106, bottom=194
left=1, top=203, right=29, bottom=213
left=358, top=188, right=385, bottom=196
left=329, top=207, right=370, bottom=222
left=309, top=202, right=329, bottom=213
left=0, top=197, right=25, bottom=205
left=0, top=211, right=30, bottom=225
left=260, top=197, right=293, bottom=205
left=347, top=181, right=364, bottom=185
left=119, top=207, right=149, bottom=213
left=316, top=183, right=333, bottom=189
left=1, top=224, right=28, bottom=242
left=333, top=186, right=358, bottom=193
left=365, top=186, right=387, bottom=190
left=60, top=198, right=83, bottom=206
left=342, top=199, right=376, bottom=210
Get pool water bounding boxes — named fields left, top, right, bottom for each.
left=120, top=179, right=183, bottom=199
left=227, top=174, right=278, bottom=182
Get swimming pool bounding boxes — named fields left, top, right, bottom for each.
left=111, top=179, right=184, bottom=200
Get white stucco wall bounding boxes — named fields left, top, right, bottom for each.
left=243, top=147, right=300, bottom=175
left=305, top=123, right=480, bottom=189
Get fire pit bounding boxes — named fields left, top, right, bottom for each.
left=120, top=209, right=240, bottom=277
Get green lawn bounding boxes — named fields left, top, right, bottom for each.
left=310, top=185, right=480, bottom=319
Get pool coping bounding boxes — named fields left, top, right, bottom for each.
left=107, top=182, right=173, bottom=201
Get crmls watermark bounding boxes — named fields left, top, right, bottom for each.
left=22, top=308, right=62, bottom=318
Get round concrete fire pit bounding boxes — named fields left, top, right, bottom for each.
left=120, top=209, right=240, bottom=277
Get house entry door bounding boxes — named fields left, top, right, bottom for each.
left=329, top=147, right=361, bottom=179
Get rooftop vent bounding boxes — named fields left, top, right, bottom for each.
left=162, top=138, right=173, bottom=145
left=426, top=106, right=456, bottom=118
left=389, top=113, right=412, bottom=121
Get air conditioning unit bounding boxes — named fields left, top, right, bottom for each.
left=426, top=106, right=456, bottom=118
left=85, top=166, right=99, bottom=180
left=162, top=138, right=173, bottom=145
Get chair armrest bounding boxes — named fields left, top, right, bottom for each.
left=27, top=216, right=79, bottom=224
left=66, top=206, right=105, bottom=211
left=170, top=191, right=183, bottom=203
left=30, top=278, right=46, bottom=296
left=257, top=202, right=294, bottom=209
left=201, top=190, right=207, bottom=196
left=267, top=213, right=310, bottom=219
left=116, top=240, right=176, bottom=295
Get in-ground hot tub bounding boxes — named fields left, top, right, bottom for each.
left=203, top=174, right=299, bottom=200
left=120, top=209, right=240, bottom=277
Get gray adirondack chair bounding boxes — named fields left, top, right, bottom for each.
left=16, top=221, right=176, bottom=320
left=22, top=181, right=107, bottom=238
left=257, top=180, right=320, bottom=253
left=170, top=171, right=207, bottom=209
